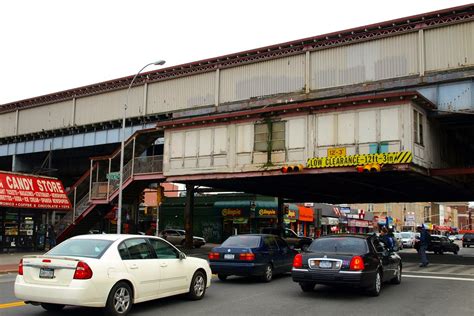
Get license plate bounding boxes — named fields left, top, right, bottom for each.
left=224, top=254, right=235, bottom=260
left=39, top=268, right=55, bottom=279
left=319, top=261, right=332, bottom=268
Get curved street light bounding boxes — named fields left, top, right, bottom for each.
left=117, top=60, right=166, bottom=234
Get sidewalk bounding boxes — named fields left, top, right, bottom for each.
left=0, top=244, right=217, bottom=274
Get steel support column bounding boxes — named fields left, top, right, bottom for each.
left=184, top=184, right=195, bottom=249
left=277, top=197, right=284, bottom=230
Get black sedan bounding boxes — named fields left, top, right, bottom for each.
left=209, top=234, right=297, bottom=282
left=415, top=235, right=460, bottom=254
left=291, top=234, right=402, bottom=296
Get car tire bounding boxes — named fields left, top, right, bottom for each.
left=105, top=281, right=133, bottom=316
left=40, top=303, right=65, bottom=311
left=187, top=270, right=207, bottom=300
left=390, top=264, right=402, bottom=284
left=218, top=274, right=228, bottom=281
left=454, top=251, right=458, bottom=255
left=299, top=282, right=316, bottom=292
left=260, top=264, right=273, bottom=282
left=367, top=270, right=382, bottom=297
left=439, top=250, right=444, bottom=255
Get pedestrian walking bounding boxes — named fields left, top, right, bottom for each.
left=380, top=226, right=394, bottom=252
left=417, top=225, right=430, bottom=267
left=47, top=225, right=57, bottom=250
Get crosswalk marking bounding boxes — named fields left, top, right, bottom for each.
left=403, top=263, right=474, bottom=276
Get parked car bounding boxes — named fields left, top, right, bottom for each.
left=455, top=234, right=464, bottom=240
left=463, top=233, right=474, bottom=247
left=160, top=229, right=206, bottom=248
left=448, top=235, right=457, bottom=242
left=15, top=234, right=211, bottom=315
left=414, top=234, right=460, bottom=254
left=291, top=234, right=402, bottom=296
left=208, top=234, right=297, bottom=282
left=260, top=227, right=313, bottom=251
left=393, top=232, right=403, bottom=250
left=399, top=232, right=416, bottom=248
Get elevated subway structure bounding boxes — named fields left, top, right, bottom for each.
left=0, top=5, right=473, bottom=242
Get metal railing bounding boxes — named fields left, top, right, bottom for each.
left=55, top=193, right=91, bottom=236
left=134, top=155, right=163, bottom=174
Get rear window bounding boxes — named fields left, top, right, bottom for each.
left=221, top=236, right=261, bottom=248
left=308, top=237, right=368, bottom=254
left=47, top=239, right=113, bottom=258
left=464, top=234, right=474, bottom=238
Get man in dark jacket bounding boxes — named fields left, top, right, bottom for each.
left=417, top=225, right=430, bottom=267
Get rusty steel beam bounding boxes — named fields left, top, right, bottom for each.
left=430, top=168, right=474, bottom=176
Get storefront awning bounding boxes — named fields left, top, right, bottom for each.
left=0, top=172, right=71, bottom=210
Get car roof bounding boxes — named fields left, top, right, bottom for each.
left=70, top=234, right=161, bottom=242
left=318, top=234, right=370, bottom=240
left=228, top=234, right=278, bottom=238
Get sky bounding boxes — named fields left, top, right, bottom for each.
left=0, top=0, right=471, bottom=105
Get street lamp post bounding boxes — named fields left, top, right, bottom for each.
left=117, top=60, right=166, bottom=234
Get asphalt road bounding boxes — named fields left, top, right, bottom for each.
left=1, top=242, right=473, bottom=316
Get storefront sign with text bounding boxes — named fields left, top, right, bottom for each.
left=0, top=172, right=71, bottom=209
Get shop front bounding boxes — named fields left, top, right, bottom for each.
left=286, top=205, right=314, bottom=237
left=347, top=219, right=373, bottom=234
left=321, top=217, right=340, bottom=235
left=216, top=202, right=251, bottom=239
left=0, top=172, right=71, bottom=252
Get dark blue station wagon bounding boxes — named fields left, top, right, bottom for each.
left=209, top=234, right=297, bottom=282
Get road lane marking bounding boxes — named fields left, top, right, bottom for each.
left=0, top=301, right=25, bottom=309
left=404, top=274, right=474, bottom=282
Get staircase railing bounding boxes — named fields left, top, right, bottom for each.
left=55, top=163, right=97, bottom=237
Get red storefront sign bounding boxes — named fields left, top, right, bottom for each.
left=0, top=172, right=71, bottom=210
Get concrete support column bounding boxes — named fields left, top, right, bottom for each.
left=12, top=154, right=34, bottom=172
left=277, top=197, right=284, bottom=230
left=184, top=184, right=195, bottom=249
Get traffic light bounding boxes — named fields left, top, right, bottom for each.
left=157, top=185, right=165, bottom=204
left=356, top=163, right=381, bottom=173
left=281, top=164, right=305, bottom=173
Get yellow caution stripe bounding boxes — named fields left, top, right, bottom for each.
left=0, top=301, right=25, bottom=309
left=396, top=151, right=413, bottom=163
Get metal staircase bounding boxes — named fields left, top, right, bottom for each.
left=56, top=128, right=164, bottom=243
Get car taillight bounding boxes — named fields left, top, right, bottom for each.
left=18, top=259, right=23, bottom=275
left=73, top=261, right=93, bottom=279
left=239, top=253, right=255, bottom=261
left=350, top=256, right=364, bottom=271
left=208, top=252, right=220, bottom=260
left=293, top=253, right=303, bottom=268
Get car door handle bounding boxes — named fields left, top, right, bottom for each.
left=129, top=264, right=139, bottom=270
left=160, top=263, right=168, bottom=267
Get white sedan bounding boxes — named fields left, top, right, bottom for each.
left=15, top=234, right=212, bottom=315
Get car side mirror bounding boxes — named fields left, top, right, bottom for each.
left=179, top=252, right=186, bottom=260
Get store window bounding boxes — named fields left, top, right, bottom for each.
left=413, top=110, right=424, bottom=146
left=254, top=121, right=286, bottom=152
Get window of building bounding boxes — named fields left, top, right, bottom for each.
left=254, top=121, right=286, bottom=152
left=413, top=110, right=424, bottom=146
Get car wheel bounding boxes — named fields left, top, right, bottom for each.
left=454, top=251, right=458, bottom=255
left=390, top=264, right=402, bottom=284
left=261, top=264, right=273, bottom=282
left=367, top=270, right=382, bottom=296
left=187, top=271, right=207, bottom=300
left=40, top=303, right=65, bottom=311
left=439, top=250, right=444, bottom=255
left=301, top=244, right=309, bottom=252
left=105, top=281, right=132, bottom=316
left=218, top=274, right=228, bottom=281
left=299, top=282, right=316, bottom=292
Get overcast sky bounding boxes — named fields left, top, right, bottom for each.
left=0, top=0, right=471, bottom=105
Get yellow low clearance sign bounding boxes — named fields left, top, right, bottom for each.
left=306, top=151, right=413, bottom=169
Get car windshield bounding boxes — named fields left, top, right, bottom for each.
left=400, top=233, right=413, bottom=238
left=308, top=237, right=368, bottom=254
left=221, top=235, right=261, bottom=248
left=47, top=239, right=113, bottom=258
